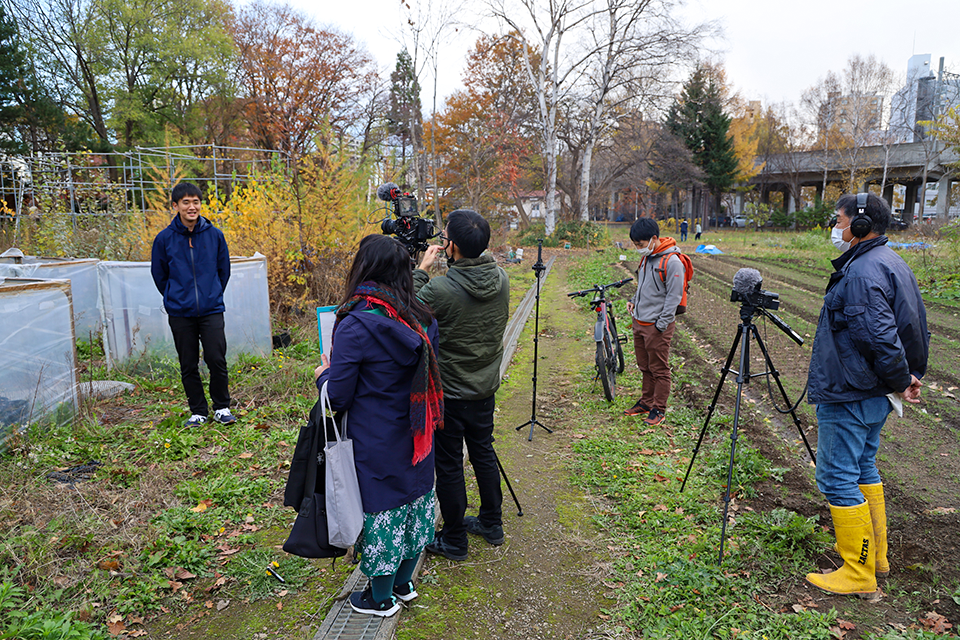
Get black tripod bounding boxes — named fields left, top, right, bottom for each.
left=680, top=303, right=816, bottom=564
left=493, top=446, right=523, bottom=516
left=516, top=240, right=553, bottom=441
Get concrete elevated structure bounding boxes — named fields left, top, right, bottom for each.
left=747, top=142, right=959, bottom=218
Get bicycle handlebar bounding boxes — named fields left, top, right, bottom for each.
left=566, top=277, right=633, bottom=298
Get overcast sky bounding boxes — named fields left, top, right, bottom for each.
left=310, top=0, right=960, bottom=111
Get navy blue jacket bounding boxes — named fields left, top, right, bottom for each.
left=808, top=237, right=929, bottom=404
left=316, top=302, right=439, bottom=514
left=151, top=215, right=230, bottom=317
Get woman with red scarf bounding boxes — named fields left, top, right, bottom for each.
left=314, top=235, right=443, bottom=617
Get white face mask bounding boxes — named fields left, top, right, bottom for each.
left=831, top=225, right=852, bottom=252
left=636, top=239, right=654, bottom=257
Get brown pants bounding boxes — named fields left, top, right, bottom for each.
left=632, top=319, right=675, bottom=412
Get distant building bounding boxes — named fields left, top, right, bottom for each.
left=890, top=54, right=960, bottom=142
left=820, top=92, right=884, bottom=141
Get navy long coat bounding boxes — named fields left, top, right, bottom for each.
left=316, top=302, right=439, bottom=514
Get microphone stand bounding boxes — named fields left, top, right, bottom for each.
left=680, top=302, right=816, bottom=564
left=516, top=239, right=553, bottom=441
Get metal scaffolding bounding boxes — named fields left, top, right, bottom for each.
left=0, top=145, right=288, bottom=224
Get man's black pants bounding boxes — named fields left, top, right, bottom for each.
left=434, top=395, right=502, bottom=548
left=168, top=313, right=230, bottom=416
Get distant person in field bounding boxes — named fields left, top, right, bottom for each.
left=695, top=221, right=702, bottom=240
left=805, top=193, right=928, bottom=597
left=150, top=182, right=235, bottom=428
left=679, top=218, right=688, bottom=242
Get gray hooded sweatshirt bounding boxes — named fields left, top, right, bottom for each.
left=630, top=242, right=685, bottom=332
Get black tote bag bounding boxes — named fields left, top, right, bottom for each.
left=282, top=385, right=347, bottom=559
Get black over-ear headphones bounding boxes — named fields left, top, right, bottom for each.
left=850, top=192, right=872, bottom=238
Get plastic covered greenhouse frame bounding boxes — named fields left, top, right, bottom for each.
left=0, top=277, right=78, bottom=437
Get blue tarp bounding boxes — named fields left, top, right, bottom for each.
left=695, top=244, right=724, bottom=255
left=889, top=241, right=934, bottom=250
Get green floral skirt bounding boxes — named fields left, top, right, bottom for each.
left=359, top=488, right=435, bottom=577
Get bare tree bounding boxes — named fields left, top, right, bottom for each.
left=397, top=0, right=459, bottom=218
left=801, top=56, right=894, bottom=193
left=800, top=70, right=843, bottom=196
left=487, top=0, right=705, bottom=233
left=488, top=0, right=603, bottom=235
left=570, top=0, right=705, bottom=222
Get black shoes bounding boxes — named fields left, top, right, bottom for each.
left=392, top=580, right=418, bottom=602
left=425, top=534, right=468, bottom=561
left=464, top=516, right=504, bottom=546
left=349, top=586, right=400, bottom=617
left=624, top=399, right=651, bottom=416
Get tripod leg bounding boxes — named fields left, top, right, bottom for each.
left=493, top=448, right=523, bottom=517
left=717, top=322, right=752, bottom=565
left=749, top=325, right=817, bottom=464
left=680, top=325, right=744, bottom=492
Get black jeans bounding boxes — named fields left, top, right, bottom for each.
left=168, top=313, right=230, bottom=416
left=434, top=395, right=502, bottom=548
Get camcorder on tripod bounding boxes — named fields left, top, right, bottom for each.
left=376, top=182, right=440, bottom=255
left=681, top=267, right=817, bottom=564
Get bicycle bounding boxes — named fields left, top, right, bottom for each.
left=567, top=277, right=633, bottom=400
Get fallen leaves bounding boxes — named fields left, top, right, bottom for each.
left=919, top=611, right=953, bottom=634
left=191, top=499, right=213, bottom=513
left=926, top=507, right=957, bottom=515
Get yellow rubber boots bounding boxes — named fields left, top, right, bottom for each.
left=860, top=483, right=889, bottom=577
left=806, top=502, right=877, bottom=596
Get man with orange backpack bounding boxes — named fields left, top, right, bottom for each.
left=624, top=218, right=692, bottom=425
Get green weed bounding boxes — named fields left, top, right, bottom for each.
left=140, top=535, right=214, bottom=576
left=222, top=548, right=313, bottom=600
left=0, top=580, right=107, bottom=640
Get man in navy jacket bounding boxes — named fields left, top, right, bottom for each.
left=805, top=193, right=928, bottom=597
left=151, top=182, right=236, bottom=427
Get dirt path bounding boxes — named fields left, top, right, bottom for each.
left=396, top=254, right=611, bottom=640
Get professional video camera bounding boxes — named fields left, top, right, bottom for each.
left=730, top=268, right=780, bottom=311
left=730, top=268, right=803, bottom=345
left=376, top=182, right=439, bottom=254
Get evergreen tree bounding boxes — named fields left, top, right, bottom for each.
left=666, top=66, right=738, bottom=215
left=388, top=49, right=423, bottom=189
left=0, top=5, right=25, bottom=151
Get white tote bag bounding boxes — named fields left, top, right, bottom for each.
left=320, top=381, right=364, bottom=548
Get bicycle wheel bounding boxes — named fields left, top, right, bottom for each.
left=609, top=314, right=626, bottom=374
left=596, top=330, right=617, bottom=401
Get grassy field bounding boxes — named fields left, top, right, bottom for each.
left=1, top=223, right=958, bottom=639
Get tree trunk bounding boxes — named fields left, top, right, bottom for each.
left=512, top=192, right=531, bottom=229
left=579, top=141, right=594, bottom=222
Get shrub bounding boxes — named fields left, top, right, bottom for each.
left=515, top=220, right=611, bottom=248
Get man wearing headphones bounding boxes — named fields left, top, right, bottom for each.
left=805, top=193, right=928, bottom=597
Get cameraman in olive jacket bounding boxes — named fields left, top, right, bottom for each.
left=413, top=210, right=510, bottom=561
left=805, top=193, right=928, bottom=597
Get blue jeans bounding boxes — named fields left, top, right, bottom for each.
left=815, top=396, right=890, bottom=506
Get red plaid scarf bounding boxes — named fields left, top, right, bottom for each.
left=334, top=282, right=443, bottom=465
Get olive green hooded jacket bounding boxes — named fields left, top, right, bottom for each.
left=413, top=254, right=510, bottom=401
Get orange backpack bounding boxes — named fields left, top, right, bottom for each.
left=655, top=252, right=693, bottom=314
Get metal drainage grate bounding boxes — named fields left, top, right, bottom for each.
left=314, top=555, right=425, bottom=640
